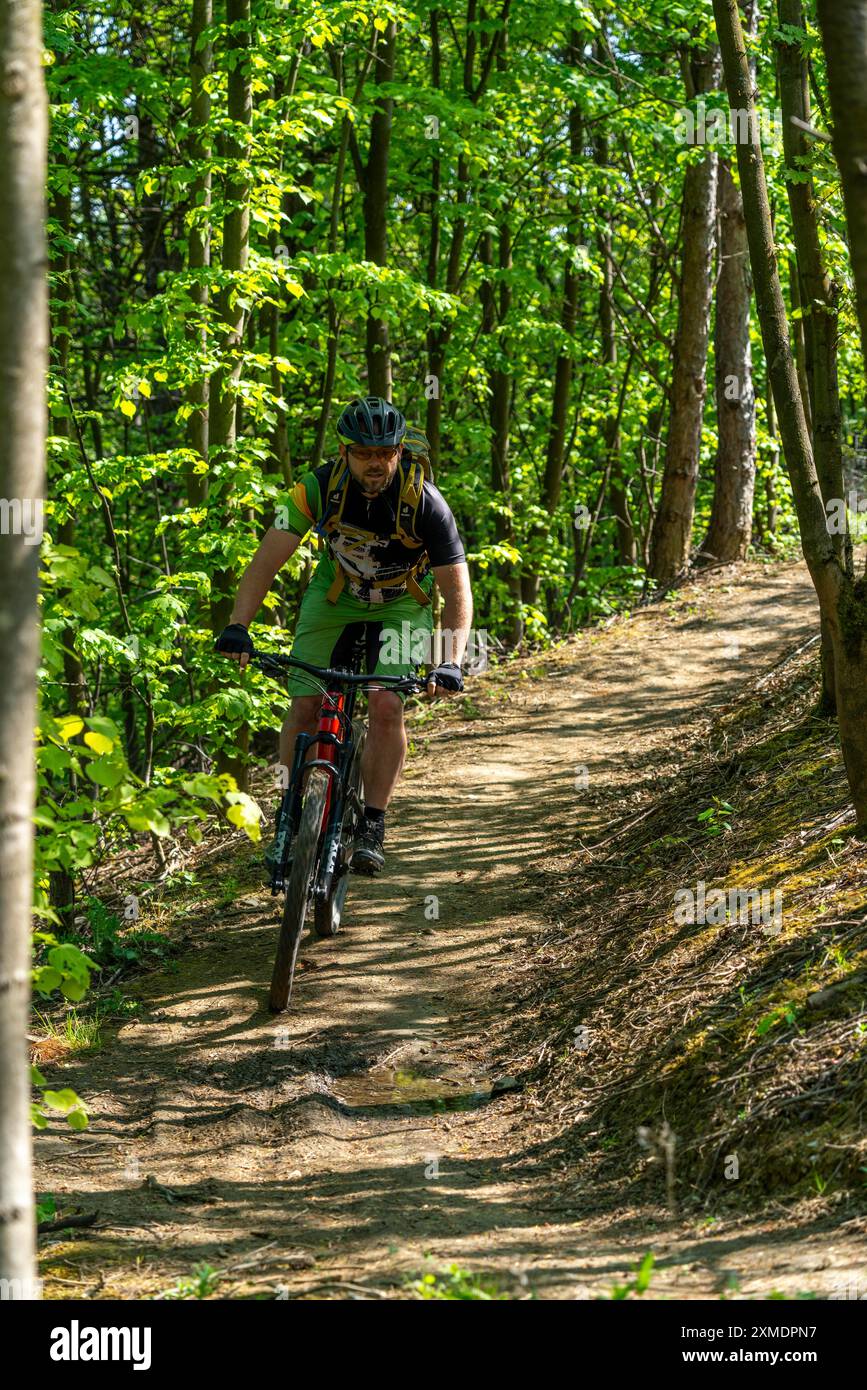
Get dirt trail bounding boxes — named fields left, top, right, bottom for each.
left=37, top=561, right=864, bottom=1299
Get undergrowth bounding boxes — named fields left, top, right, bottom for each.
left=505, top=640, right=867, bottom=1211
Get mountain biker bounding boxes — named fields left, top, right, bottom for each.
left=215, top=395, right=473, bottom=874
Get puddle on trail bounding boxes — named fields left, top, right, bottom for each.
left=328, top=1066, right=490, bottom=1115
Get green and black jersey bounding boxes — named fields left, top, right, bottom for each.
left=281, top=459, right=466, bottom=604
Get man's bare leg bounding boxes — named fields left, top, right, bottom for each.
left=361, top=689, right=407, bottom=809
left=350, top=689, right=406, bottom=874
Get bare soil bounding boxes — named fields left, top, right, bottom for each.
left=35, top=560, right=867, bottom=1299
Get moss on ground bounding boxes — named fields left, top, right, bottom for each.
left=503, top=643, right=867, bottom=1213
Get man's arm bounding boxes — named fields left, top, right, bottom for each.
left=428, top=561, right=473, bottom=696
left=220, top=527, right=301, bottom=667
left=231, top=526, right=300, bottom=626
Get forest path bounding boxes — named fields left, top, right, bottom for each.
left=37, top=560, right=861, bottom=1299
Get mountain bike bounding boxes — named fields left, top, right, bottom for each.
left=252, top=625, right=424, bottom=1012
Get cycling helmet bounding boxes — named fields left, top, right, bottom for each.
left=336, top=396, right=407, bottom=448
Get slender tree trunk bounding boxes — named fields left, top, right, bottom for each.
left=815, top=1, right=867, bottom=370
left=517, top=29, right=585, bottom=610
left=542, top=29, right=582, bottom=516
left=789, top=257, right=813, bottom=436
left=701, top=155, right=757, bottom=562
left=593, top=39, right=635, bottom=568
left=714, top=0, right=867, bottom=828
left=649, top=46, right=720, bottom=584
left=778, top=0, right=846, bottom=712
left=765, top=387, right=780, bottom=535
left=210, top=0, right=251, bottom=479
left=778, top=32, right=843, bottom=511
left=185, top=0, right=212, bottom=505
left=311, top=40, right=376, bottom=468
left=132, top=18, right=169, bottom=298
left=425, top=1, right=509, bottom=465
left=480, top=227, right=522, bottom=640
left=424, top=8, right=445, bottom=468
left=0, top=0, right=47, bottom=1294
left=210, top=0, right=252, bottom=785
left=49, top=184, right=83, bottom=930
left=598, top=147, right=636, bottom=567
left=363, top=21, right=396, bottom=397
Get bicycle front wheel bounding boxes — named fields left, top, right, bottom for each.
left=269, top=767, right=329, bottom=1013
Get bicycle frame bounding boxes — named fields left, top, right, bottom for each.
left=251, top=645, right=424, bottom=896
left=273, top=684, right=354, bottom=894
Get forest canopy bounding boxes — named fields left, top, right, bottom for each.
left=34, top=0, right=867, bottom=909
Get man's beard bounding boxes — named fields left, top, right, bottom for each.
left=358, top=468, right=394, bottom=497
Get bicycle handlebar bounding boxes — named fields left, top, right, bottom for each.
left=250, top=648, right=427, bottom=694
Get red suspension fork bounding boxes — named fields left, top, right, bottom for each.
left=316, top=689, right=344, bottom=824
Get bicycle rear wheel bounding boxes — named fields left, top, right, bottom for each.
left=269, top=767, right=329, bottom=1012
left=313, top=720, right=366, bottom=939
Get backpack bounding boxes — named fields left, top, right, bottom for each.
left=402, top=424, right=434, bottom=484
left=315, top=426, right=435, bottom=606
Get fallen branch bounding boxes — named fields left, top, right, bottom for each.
left=38, top=1211, right=99, bottom=1235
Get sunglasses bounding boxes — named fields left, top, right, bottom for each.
left=348, top=446, right=401, bottom=463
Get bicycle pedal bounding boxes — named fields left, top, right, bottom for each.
left=351, top=860, right=378, bottom=877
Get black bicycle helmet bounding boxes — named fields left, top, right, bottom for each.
left=336, top=396, right=407, bottom=448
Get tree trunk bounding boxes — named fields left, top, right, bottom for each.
left=598, top=161, right=636, bottom=568
left=815, top=1, right=867, bottom=369
left=423, top=9, right=443, bottom=466
left=49, top=184, right=83, bottom=932
left=0, top=0, right=47, bottom=1294
left=778, top=0, right=846, bottom=713
left=132, top=18, right=170, bottom=299
left=210, top=0, right=252, bottom=786
left=185, top=0, right=212, bottom=506
left=311, top=40, right=376, bottom=469
left=480, top=227, right=523, bottom=641
left=713, top=0, right=867, bottom=828
left=542, top=29, right=582, bottom=517
left=648, top=46, right=721, bottom=584
left=789, top=257, right=813, bottom=437
left=517, top=29, right=585, bottom=610
left=701, top=155, right=757, bottom=562
left=210, top=0, right=251, bottom=478
left=593, top=39, right=636, bottom=569
left=363, top=21, right=396, bottom=398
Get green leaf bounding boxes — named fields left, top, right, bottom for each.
left=83, top=730, right=114, bottom=754
left=124, top=803, right=171, bottom=836
left=38, top=743, right=72, bottom=774
left=634, top=1252, right=655, bottom=1293
left=48, top=943, right=97, bottom=974
left=225, top=792, right=263, bottom=842
left=756, top=1011, right=781, bottom=1036
left=42, top=1088, right=82, bottom=1113
left=33, top=966, right=63, bottom=994
left=84, top=756, right=127, bottom=788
